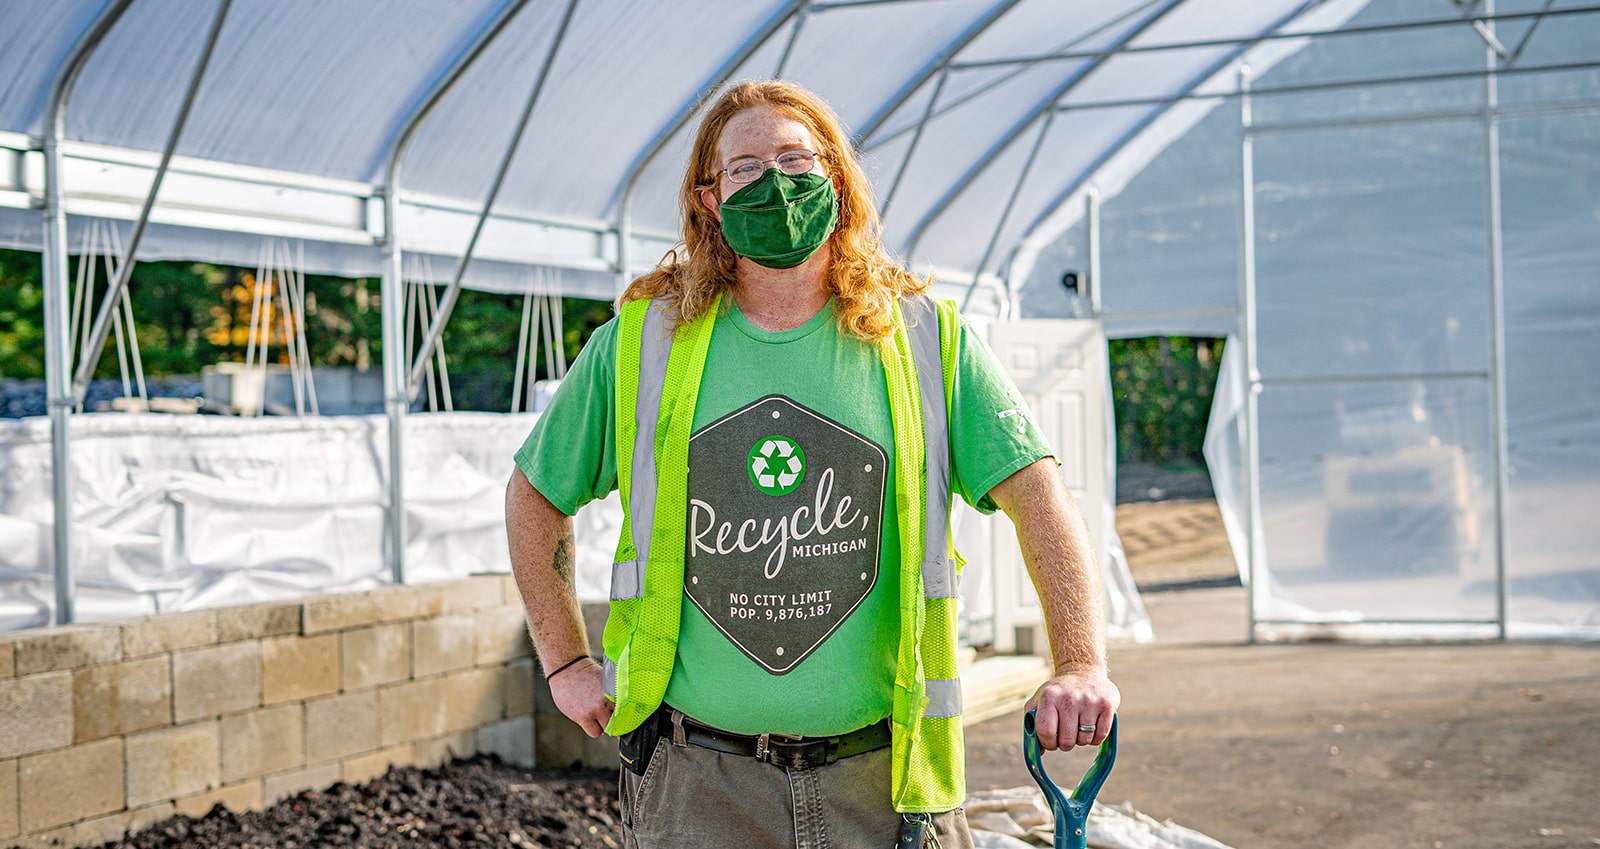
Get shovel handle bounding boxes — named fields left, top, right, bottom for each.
left=1023, top=710, right=1118, bottom=849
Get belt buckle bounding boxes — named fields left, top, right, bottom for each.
left=755, top=732, right=813, bottom=767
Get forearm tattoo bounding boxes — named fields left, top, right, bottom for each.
left=553, top=533, right=576, bottom=590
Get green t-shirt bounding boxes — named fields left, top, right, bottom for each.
left=514, top=298, right=1052, bottom=736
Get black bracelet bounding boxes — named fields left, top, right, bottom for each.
left=545, top=655, right=590, bottom=682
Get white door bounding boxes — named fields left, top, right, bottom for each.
left=975, top=319, right=1112, bottom=654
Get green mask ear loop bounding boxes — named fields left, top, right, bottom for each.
left=1023, top=710, right=1119, bottom=849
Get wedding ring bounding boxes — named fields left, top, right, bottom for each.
left=1077, top=724, right=1097, bottom=734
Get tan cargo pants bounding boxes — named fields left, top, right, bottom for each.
left=619, top=729, right=973, bottom=849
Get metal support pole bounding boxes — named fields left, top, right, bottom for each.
left=408, top=0, right=580, bottom=395
left=41, top=0, right=136, bottom=625
left=380, top=0, right=532, bottom=584
left=1086, top=186, right=1101, bottom=316
left=1482, top=1, right=1512, bottom=641
left=1236, top=65, right=1265, bottom=643
left=71, top=0, right=230, bottom=403
left=614, top=1, right=805, bottom=292
left=963, top=113, right=1055, bottom=311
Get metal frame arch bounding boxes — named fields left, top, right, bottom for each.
left=613, top=0, right=807, bottom=292
left=1000, top=0, right=1330, bottom=297
left=404, top=0, right=581, bottom=395
left=378, top=0, right=533, bottom=585
left=902, top=0, right=1188, bottom=265
left=42, top=0, right=138, bottom=625
left=851, top=0, right=1025, bottom=147
left=70, top=0, right=231, bottom=405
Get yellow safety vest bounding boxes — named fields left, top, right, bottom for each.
left=600, top=292, right=966, bottom=812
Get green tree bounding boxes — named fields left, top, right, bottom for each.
left=1108, top=336, right=1224, bottom=465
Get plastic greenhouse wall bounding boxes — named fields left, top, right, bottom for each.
left=1020, top=0, right=1600, bottom=638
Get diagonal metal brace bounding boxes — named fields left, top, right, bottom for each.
left=407, top=0, right=581, bottom=398
left=71, top=0, right=232, bottom=404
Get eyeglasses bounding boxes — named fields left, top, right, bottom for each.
left=718, top=149, right=823, bottom=184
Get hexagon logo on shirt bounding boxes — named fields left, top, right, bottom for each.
left=686, top=394, right=886, bottom=674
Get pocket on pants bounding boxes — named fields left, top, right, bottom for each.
left=619, top=734, right=666, bottom=832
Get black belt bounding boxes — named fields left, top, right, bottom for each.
left=651, top=707, right=891, bottom=770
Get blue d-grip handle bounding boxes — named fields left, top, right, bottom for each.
left=1022, top=710, right=1118, bottom=849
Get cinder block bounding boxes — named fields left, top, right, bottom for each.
left=444, top=667, right=504, bottom=733
left=0, top=641, right=14, bottom=679
left=217, top=603, right=302, bottom=642
left=414, top=732, right=475, bottom=768
left=303, top=585, right=442, bottom=635
left=342, top=623, right=410, bottom=690
left=341, top=744, right=411, bottom=785
left=502, top=574, right=524, bottom=605
left=412, top=613, right=476, bottom=677
left=0, top=672, right=73, bottom=759
left=474, top=606, right=532, bottom=666
left=220, top=704, right=304, bottom=784
left=379, top=678, right=447, bottom=746
left=11, top=625, right=121, bottom=676
left=304, top=691, right=379, bottom=761
left=480, top=716, right=536, bottom=768
left=172, top=642, right=260, bottom=722
left=505, top=658, right=535, bottom=717
left=261, top=634, right=339, bottom=705
left=1, top=758, right=17, bottom=840
left=125, top=721, right=219, bottom=808
left=122, top=610, right=217, bottom=657
left=175, top=779, right=263, bottom=818
left=74, top=657, right=171, bottom=742
left=442, top=576, right=506, bottom=612
left=263, top=761, right=341, bottom=805
left=581, top=602, right=609, bottom=657
left=534, top=715, right=616, bottom=771
left=18, top=737, right=124, bottom=832
left=28, top=801, right=178, bottom=849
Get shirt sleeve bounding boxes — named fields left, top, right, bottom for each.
left=949, top=316, right=1057, bottom=514
left=512, top=317, right=620, bottom=516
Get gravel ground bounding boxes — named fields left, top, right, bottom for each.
left=74, top=757, right=621, bottom=849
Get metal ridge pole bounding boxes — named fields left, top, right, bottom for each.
left=613, top=0, right=804, bottom=292
left=903, top=0, right=1187, bottom=265
left=407, top=0, right=580, bottom=394
left=71, top=0, right=231, bottom=404
left=379, top=0, right=532, bottom=584
left=42, top=0, right=137, bottom=625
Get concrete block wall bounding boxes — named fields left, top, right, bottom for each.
left=0, top=575, right=537, bottom=849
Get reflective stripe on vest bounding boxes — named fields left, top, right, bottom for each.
left=610, top=304, right=671, bottom=604
left=903, top=296, right=961, bottom=722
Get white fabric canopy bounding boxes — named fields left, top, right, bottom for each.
left=0, top=0, right=1333, bottom=298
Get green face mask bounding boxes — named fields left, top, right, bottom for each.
left=718, top=168, right=839, bottom=269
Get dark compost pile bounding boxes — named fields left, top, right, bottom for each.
left=85, top=757, right=621, bottom=849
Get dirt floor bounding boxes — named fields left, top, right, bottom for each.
left=966, top=479, right=1600, bottom=849
left=60, top=466, right=1600, bottom=849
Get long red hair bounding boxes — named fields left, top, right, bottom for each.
left=621, top=80, right=928, bottom=343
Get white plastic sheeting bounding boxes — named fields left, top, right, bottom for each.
left=0, top=413, right=534, bottom=630
left=0, top=409, right=1149, bottom=644
left=1044, top=0, right=1600, bottom=638
left=0, top=0, right=1328, bottom=297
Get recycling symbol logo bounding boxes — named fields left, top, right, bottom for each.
left=747, top=435, right=806, bottom=496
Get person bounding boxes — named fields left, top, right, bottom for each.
left=505, top=79, right=1119, bottom=849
